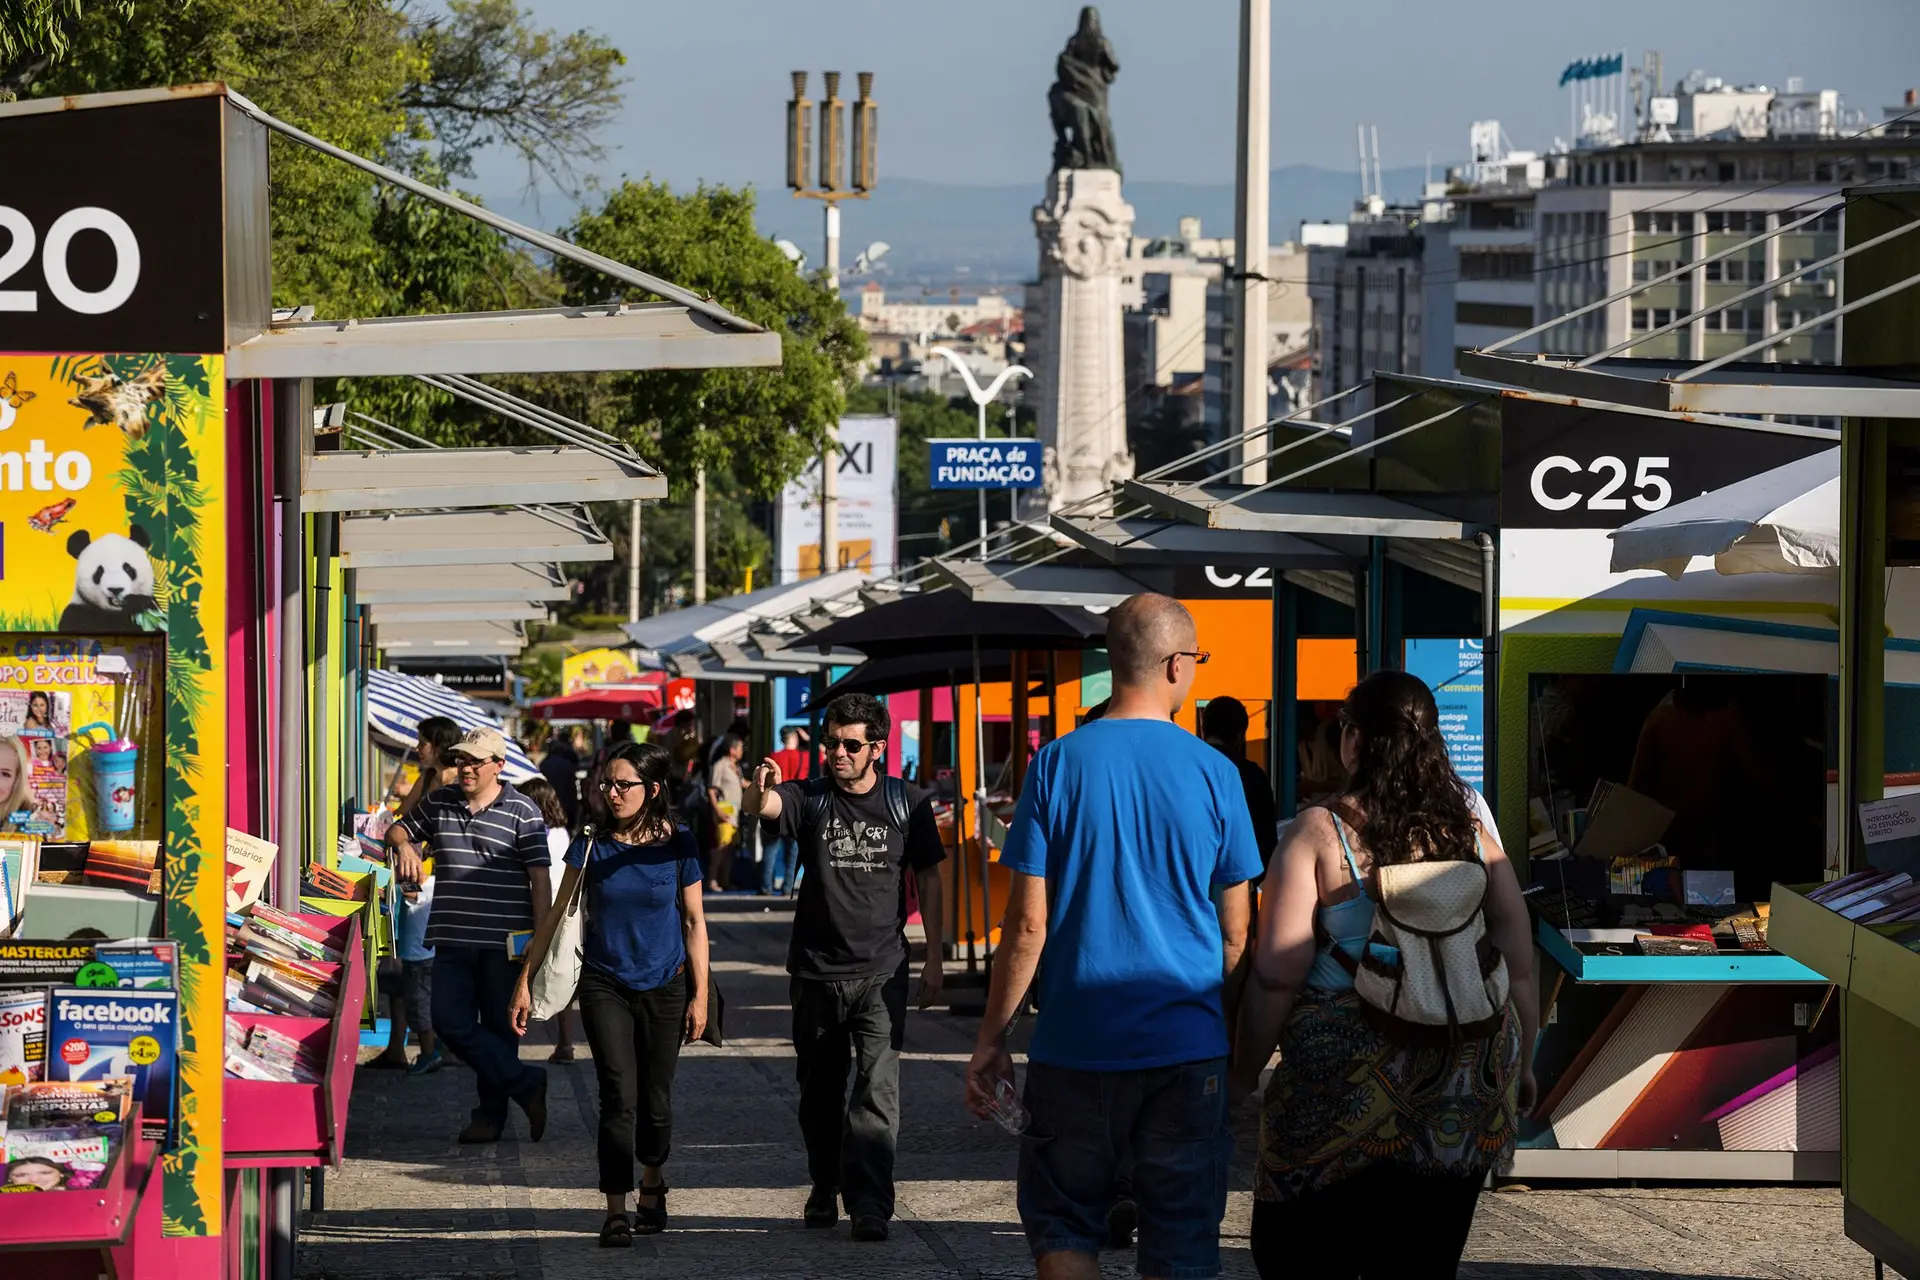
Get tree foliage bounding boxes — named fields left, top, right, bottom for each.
left=561, top=180, right=867, bottom=496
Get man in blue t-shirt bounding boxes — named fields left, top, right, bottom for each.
left=967, top=593, right=1262, bottom=1280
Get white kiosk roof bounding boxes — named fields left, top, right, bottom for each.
left=339, top=506, right=610, bottom=569
left=353, top=562, right=571, bottom=605
left=303, top=444, right=666, bottom=512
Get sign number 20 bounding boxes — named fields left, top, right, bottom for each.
left=0, top=205, right=141, bottom=315
left=1530, top=455, right=1672, bottom=512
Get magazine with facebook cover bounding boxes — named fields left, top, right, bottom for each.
left=44, top=988, right=176, bottom=1144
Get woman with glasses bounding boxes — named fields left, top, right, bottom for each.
left=510, top=740, right=710, bottom=1248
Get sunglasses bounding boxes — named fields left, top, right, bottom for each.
left=453, top=756, right=501, bottom=769
left=822, top=736, right=876, bottom=755
left=599, top=777, right=647, bottom=795
left=1162, top=650, right=1211, bottom=667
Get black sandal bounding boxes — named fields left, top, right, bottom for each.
left=598, top=1212, right=633, bottom=1249
left=633, top=1183, right=669, bottom=1234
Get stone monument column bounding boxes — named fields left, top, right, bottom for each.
left=1033, top=171, right=1135, bottom=512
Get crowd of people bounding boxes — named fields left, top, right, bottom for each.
left=376, top=591, right=1530, bottom=1279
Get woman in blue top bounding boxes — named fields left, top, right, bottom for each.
left=511, top=741, right=709, bottom=1248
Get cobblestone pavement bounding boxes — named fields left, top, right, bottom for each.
left=297, top=899, right=1881, bottom=1280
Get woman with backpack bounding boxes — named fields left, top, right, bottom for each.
left=1230, top=670, right=1540, bottom=1279
left=509, top=740, right=710, bottom=1249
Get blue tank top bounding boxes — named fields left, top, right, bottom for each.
left=1304, top=813, right=1373, bottom=992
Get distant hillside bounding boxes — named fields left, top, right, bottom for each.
left=754, top=164, right=1429, bottom=286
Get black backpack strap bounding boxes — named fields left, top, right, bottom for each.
left=882, top=776, right=913, bottom=835
left=799, top=777, right=834, bottom=842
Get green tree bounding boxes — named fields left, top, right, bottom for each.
left=559, top=180, right=868, bottom=497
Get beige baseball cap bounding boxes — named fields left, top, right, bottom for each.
left=448, top=726, right=508, bottom=762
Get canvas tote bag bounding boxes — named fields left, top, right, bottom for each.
left=528, top=825, right=592, bottom=1020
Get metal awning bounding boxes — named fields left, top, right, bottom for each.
left=338, top=506, right=609, bottom=569
left=1456, top=351, right=1920, bottom=418
left=624, top=570, right=869, bottom=659
left=1050, top=513, right=1361, bottom=567
left=303, top=446, right=666, bottom=512
left=375, top=620, right=525, bottom=655
left=928, top=558, right=1152, bottom=608
left=1118, top=481, right=1479, bottom=539
left=227, top=303, right=783, bottom=379
left=365, top=601, right=549, bottom=626
left=666, top=652, right=767, bottom=684
left=353, top=562, right=570, bottom=605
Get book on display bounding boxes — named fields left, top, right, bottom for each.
left=43, top=988, right=177, bottom=1144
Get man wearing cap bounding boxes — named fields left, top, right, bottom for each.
left=389, top=727, right=554, bottom=1144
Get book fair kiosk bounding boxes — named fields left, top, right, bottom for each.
left=0, top=84, right=774, bottom=1278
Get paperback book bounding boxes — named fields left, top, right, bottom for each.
left=0, top=989, right=47, bottom=1085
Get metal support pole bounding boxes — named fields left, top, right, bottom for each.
left=627, top=497, right=643, bottom=622
left=1231, top=0, right=1271, bottom=483
left=312, top=512, right=335, bottom=858
left=976, top=398, right=989, bottom=555
left=273, top=379, right=308, bottom=904
left=1365, top=539, right=1386, bottom=674
left=269, top=1168, right=296, bottom=1280
left=1477, top=533, right=1500, bottom=821
left=820, top=422, right=839, bottom=577
left=1277, top=579, right=1299, bottom=817
left=692, top=466, right=708, bottom=603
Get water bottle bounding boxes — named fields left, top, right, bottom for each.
left=986, top=1076, right=1030, bottom=1135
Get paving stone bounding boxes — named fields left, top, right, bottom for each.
left=296, top=899, right=1879, bottom=1280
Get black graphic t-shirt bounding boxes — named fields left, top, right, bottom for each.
left=769, top=778, right=948, bottom=980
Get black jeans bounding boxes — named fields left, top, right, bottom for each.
left=578, top=965, right=688, bottom=1196
left=1250, top=1164, right=1484, bottom=1279
left=431, top=945, right=546, bottom=1129
left=790, top=963, right=908, bottom=1218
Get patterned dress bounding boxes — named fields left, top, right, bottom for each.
left=1255, top=988, right=1521, bottom=1200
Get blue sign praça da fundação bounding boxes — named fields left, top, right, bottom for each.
left=928, top=438, right=1043, bottom=490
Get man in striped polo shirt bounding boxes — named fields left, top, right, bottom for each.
left=390, top=727, right=553, bottom=1144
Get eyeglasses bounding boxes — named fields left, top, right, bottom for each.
left=1162, top=650, right=1211, bottom=667
left=599, top=777, right=646, bottom=795
left=453, top=756, right=500, bottom=771
left=822, top=736, right=876, bottom=755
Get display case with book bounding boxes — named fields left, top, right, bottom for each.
left=0, top=1101, right=158, bottom=1258
left=222, top=911, right=366, bottom=1168
left=1513, top=671, right=1838, bottom=1181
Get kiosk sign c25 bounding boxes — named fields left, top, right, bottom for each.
left=0, top=355, right=212, bottom=633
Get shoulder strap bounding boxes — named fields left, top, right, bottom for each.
left=800, top=777, right=834, bottom=840
left=1326, top=807, right=1365, bottom=885
left=882, top=776, right=913, bottom=835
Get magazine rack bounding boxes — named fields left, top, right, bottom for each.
left=224, top=913, right=366, bottom=1168
left=0, top=1104, right=157, bottom=1263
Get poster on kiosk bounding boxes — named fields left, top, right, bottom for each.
left=0, top=90, right=237, bottom=1248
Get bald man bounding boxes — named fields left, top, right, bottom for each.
left=966, top=594, right=1262, bottom=1280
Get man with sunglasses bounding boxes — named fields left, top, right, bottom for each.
left=745, top=693, right=945, bottom=1244
left=389, top=727, right=553, bottom=1146
left=966, top=593, right=1262, bottom=1280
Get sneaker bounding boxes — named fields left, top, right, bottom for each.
left=517, top=1072, right=549, bottom=1142
left=1106, top=1198, right=1137, bottom=1250
left=406, top=1050, right=444, bottom=1077
left=456, top=1120, right=501, bottom=1144
left=851, top=1214, right=890, bottom=1242
left=803, top=1185, right=837, bottom=1229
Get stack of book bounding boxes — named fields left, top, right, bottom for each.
left=301, top=863, right=364, bottom=904
left=1, top=1079, right=130, bottom=1192
left=223, top=1019, right=324, bottom=1085
left=1807, top=868, right=1920, bottom=925
left=225, top=904, right=343, bottom=1020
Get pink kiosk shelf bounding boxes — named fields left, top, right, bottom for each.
left=0, top=1104, right=159, bottom=1262
left=224, top=912, right=367, bottom=1168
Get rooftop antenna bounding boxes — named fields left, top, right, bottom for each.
left=1370, top=125, right=1383, bottom=201
left=1356, top=123, right=1369, bottom=201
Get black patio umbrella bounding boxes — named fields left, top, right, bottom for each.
left=804, top=649, right=1015, bottom=711
left=800, top=593, right=1106, bottom=659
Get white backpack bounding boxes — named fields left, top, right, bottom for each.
left=1332, top=813, right=1509, bottom=1043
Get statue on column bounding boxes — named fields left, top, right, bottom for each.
left=1048, top=6, right=1121, bottom=175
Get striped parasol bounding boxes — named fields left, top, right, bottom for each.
left=366, top=667, right=538, bottom=781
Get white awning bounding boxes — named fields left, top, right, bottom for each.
left=1608, top=449, right=1840, bottom=579
left=1119, top=481, right=1475, bottom=538
left=1050, top=513, right=1360, bottom=567
left=338, top=507, right=609, bottom=569
left=365, top=601, right=549, bottom=626
left=375, top=620, right=525, bottom=655
left=352, top=562, right=570, bottom=605
left=624, top=570, right=869, bottom=658
left=928, top=558, right=1152, bottom=608
left=228, top=303, right=782, bottom=379
left=303, top=446, right=666, bottom=512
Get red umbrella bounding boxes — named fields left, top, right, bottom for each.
left=528, top=686, right=663, bottom=721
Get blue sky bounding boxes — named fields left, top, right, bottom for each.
left=474, top=0, right=1916, bottom=212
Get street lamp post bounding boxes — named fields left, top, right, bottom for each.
left=927, top=346, right=1032, bottom=558
left=789, top=71, right=877, bottom=576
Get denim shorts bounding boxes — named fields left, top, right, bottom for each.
left=1017, top=1057, right=1232, bottom=1280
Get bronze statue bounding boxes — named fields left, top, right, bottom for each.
left=1048, top=6, right=1121, bottom=174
